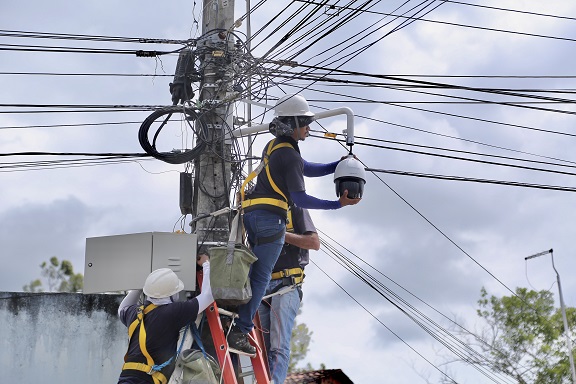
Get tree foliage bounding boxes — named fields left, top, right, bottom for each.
left=288, top=306, right=316, bottom=373
left=474, top=287, right=576, bottom=384
left=289, top=318, right=312, bottom=372
left=23, top=256, right=83, bottom=293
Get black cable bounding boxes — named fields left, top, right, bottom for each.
left=312, top=135, right=576, bottom=179
left=310, top=258, right=462, bottom=384
left=277, top=65, right=576, bottom=111
left=0, top=71, right=173, bottom=77
left=299, top=84, right=576, bottom=138
left=0, top=29, right=190, bottom=44
left=138, top=106, right=208, bottom=164
left=312, top=130, right=576, bottom=171
left=0, top=43, right=180, bottom=56
left=439, top=0, right=576, bottom=21
left=365, top=168, right=576, bottom=193
left=317, top=235, right=521, bottom=383
left=294, top=0, right=576, bottom=43
left=0, top=121, right=143, bottom=130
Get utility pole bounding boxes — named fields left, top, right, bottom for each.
left=526, top=249, right=576, bottom=384
left=192, top=0, right=236, bottom=248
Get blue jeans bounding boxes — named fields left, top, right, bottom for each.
left=258, top=279, right=301, bottom=384
left=236, top=209, right=286, bottom=333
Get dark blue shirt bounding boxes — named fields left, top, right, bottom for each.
left=118, top=300, right=200, bottom=384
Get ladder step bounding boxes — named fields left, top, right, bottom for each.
left=217, top=307, right=238, bottom=318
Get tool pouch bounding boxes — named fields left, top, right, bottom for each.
left=209, top=210, right=257, bottom=306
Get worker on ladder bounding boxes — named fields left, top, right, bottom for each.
left=259, top=206, right=319, bottom=384
left=228, top=93, right=361, bottom=356
left=117, top=254, right=213, bottom=384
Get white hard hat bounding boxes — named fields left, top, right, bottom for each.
left=274, top=94, right=315, bottom=117
left=334, top=156, right=366, bottom=199
left=143, top=268, right=184, bottom=299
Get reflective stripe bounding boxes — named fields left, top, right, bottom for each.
left=122, top=362, right=168, bottom=384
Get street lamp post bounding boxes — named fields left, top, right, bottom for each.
left=525, top=249, right=576, bottom=384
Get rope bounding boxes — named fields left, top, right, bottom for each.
left=151, top=323, right=190, bottom=372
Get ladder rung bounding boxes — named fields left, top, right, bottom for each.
left=238, top=370, right=254, bottom=378
left=217, top=307, right=238, bottom=318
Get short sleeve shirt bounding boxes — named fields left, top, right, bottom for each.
left=272, top=206, right=316, bottom=273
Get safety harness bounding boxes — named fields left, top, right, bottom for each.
left=269, top=223, right=305, bottom=289
left=122, top=303, right=168, bottom=384
left=241, top=138, right=294, bottom=214
left=240, top=138, right=296, bottom=246
left=271, top=267, right=304, bottom=285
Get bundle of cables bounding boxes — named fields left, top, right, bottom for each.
left=138, top=105, right=208, bottom=164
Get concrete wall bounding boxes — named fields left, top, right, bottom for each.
left=0, top=292, right=127, bottom=383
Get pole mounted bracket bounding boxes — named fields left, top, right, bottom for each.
left=230, top=103, right=356, bottom=147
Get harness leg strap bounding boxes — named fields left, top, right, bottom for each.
left=254, top=228, right=285, bottom=246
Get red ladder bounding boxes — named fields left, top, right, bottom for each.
left=198, top=271, right=271, bottom=384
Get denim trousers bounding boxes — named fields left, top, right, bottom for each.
left=258, top=280, right=301, bottom=384
left=236, top=209, right=286, bottom=333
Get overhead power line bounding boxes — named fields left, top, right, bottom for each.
left=0, top=29, right=190, bottom=44
left=294, top=0, right=576, bottom=43
left=0, top=71, right=172, bottom=77
left=0, top=43, right=178, bottom=56
left=439, top=0, right=576, bottom=21
left=366, top=168, right=576, bottom=193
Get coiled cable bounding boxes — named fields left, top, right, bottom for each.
left=138, top=105, right=208, bottom=164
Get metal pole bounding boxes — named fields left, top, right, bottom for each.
left=552, top=252, right=576, bottom=384
left=525, top=249, right=576, bottom=383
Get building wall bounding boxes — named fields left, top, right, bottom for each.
left=0, top=292, right=126, bottom=383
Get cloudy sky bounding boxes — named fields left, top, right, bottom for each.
left=2, top=1, right=576, bottom=383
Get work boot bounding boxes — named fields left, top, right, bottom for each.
left=228, top=326, right=256, bottom=357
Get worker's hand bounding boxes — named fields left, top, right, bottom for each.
left=196, top=253, right=209, bottom=266
left=339, top=190, right=361, bottom=207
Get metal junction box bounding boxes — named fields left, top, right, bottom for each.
left=84, top=232, right=197, bottom=294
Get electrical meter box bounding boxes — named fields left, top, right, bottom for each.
left=83, top=232, right=197, bottom=294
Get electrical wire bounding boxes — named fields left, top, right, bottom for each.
left=0, top=29, right=190, bottom=44
left=138, top=105, right=208, bottom=164
left=315, top=231, right=526, bottom=383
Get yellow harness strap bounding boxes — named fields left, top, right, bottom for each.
left=286, top=209, right=294, bottom=232
left=122, top=362, right=168, bottom=384
left=271, top=267, right=303, bottom=279
left=123, top=304, right=168, bottom=384
left=241, top=139, right=294, bottom=211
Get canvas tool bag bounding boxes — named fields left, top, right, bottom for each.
left=175, top=322, right=220, bottom=384
left=209, top=210, right=257, bottom=306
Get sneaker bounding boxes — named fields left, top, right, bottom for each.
left=228, top=327, right=256, bottom=357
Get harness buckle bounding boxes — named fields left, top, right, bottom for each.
left=147, top=366, right=155, bottom=375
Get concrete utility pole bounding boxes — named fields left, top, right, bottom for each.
left=193, top=0, right=236, bottom=248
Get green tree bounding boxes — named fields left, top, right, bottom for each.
left=23, top=256, right=83, bottom=293
left=472, top=287, right=576, bottom=384
left=288, top=313, right=313, bottom=372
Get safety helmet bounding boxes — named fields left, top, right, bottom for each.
left=334, top=156, right=366, bottom=199
left=143, top=268, right=184, bottom=299
left=274, top=94, right=315, bottom=117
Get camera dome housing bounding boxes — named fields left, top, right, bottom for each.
left=334, top=156, right=366, bottom=199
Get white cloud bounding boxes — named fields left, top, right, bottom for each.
left=3, top=1, right=576, bottom=382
